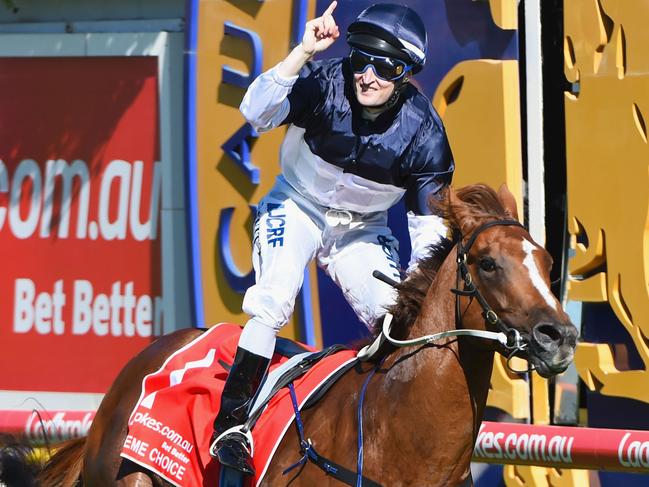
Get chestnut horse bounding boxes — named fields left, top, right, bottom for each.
left=37, top=184, right=577, bottom=486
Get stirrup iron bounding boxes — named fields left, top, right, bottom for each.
left=210, top=425, right=255, bottom=459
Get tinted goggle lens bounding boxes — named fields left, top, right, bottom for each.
left=349, top=49, right=409, bottom=81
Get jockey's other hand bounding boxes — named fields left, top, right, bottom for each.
left=302, top=1, right=339, bottom=56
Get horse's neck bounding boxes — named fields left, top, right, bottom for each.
left=367, top=250, right=494, bottom=464
left=291, top=256, right=494, bottom=484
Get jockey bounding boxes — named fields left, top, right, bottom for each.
left=211, top=1, right=454, bottom=475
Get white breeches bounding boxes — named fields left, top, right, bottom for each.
left=238, top=178, right=400, bottom=358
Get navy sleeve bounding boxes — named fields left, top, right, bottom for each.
left=403, top=115, right=455, bottom=215
left=281, top=61, right=326, bottom=128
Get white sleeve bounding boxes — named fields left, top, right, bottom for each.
left=407, top=211, right=449, bottom=273
left=239, top=64, right=298, bottom=133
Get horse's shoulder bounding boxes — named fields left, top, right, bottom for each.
left=121, top=328, right=205, bottom=370
left=149, top=327, right=204, bottom=353
left=165, top=326, right=205, bottom=341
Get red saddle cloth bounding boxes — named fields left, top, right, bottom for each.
left=120, top=323, right=357, bottom=487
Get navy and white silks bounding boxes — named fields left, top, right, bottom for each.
left=237, top=58, right=454, bottom=358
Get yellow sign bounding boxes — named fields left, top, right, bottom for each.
left=194, top=0, right=320, bottom=344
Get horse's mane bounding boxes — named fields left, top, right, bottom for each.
left=379, top=184, right=512, bottom=344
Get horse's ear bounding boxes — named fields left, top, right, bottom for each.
left=448, top=187, right=478, bottom=236
left=497, top=184, right=520, bottom=222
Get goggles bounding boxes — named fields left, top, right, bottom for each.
left=349, top=48, right=412, bottom=81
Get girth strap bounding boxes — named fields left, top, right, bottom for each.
left=283, top=383, right=383, bottom=487
left=290, top=440, right=382, bottom=487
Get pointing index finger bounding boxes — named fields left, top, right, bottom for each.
left=323, top=1, right=337, bottom=17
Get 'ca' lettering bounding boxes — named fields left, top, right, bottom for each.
left=218, top=206, right=255, bottom=294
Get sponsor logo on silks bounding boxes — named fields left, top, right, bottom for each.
left=377, top=235, right=400, bottom=281
left=266, top=202, right=286, bottom=248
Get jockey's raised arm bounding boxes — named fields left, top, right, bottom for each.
left=240, top=1, right=338, bottom=133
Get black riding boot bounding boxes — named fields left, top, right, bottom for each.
left=210, top=347, right=270, bottom=476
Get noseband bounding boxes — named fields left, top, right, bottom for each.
left=451, top=219, right=527, bottom=351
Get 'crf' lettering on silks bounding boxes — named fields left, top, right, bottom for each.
left=266, top=202, right=286, bottom=248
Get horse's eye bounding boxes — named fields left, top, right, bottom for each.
left=478, top=257, right=496, bottom=272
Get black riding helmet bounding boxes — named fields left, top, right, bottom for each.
left=346, top=3, right=428, bottom=75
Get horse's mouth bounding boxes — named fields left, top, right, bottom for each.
left=529, top=350, right=575, bottom=378
left=521, top=321, right=578, bottom=377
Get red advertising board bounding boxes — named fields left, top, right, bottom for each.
left=0, top=57, right=162, bottom=393
left=474, top=421, right=649, bottom=473
left=0, top=410, right=95, bottom=443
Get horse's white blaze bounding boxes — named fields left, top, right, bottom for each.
left=522, top=239, right=558, bottom=310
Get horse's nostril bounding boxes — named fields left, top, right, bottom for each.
left=533, top=323, right=562, bottom=347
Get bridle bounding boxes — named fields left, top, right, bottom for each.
left=451, top=219, right=527, bottom=351
left=358, top=219, right=530, bottom=361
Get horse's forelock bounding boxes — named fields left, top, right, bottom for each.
left=433, top=184, right=510, bottom=235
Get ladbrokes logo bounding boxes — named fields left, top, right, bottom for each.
left=618, top=433, right=649, bottom=468
left=24, top=411, right=94, bottom=441
left=0, top=158, right=160, bottom=241
left=130, top=412, right=193, bottom=454
left=474, top=424, right=574, bottom=463
left=130, top=411, right=163, bottom=431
